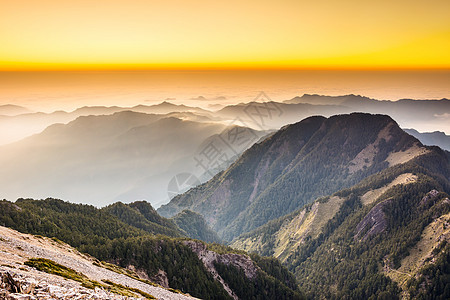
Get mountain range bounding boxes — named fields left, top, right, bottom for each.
left=1, top=94, right=448, bottom=146
left=1, top=110, right=449, bottom=299
left=0, top=102, right=211, bottom=145
left=0, top=111, right=262, bottom=207
left=159, top=113, right=431, bottom=240
left=159, top=112, right=450, bottom=298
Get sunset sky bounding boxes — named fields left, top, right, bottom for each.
left=1, top=0, right=449, bottom=70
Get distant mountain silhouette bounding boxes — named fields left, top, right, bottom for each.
left=0, top=111, right=260, bottom=207
left=0, top=104, right=32, bottom=116
left=404, top=128, right=450, bottom=151
left=0, top=102, right=212, bottom=145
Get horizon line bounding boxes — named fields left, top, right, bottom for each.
left=1, top=63, right=450, bottom=72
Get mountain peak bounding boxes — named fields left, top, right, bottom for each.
left=159, top=113, right=421, bottom=240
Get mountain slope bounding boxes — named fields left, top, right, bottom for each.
left=171, top=210, right=221, bottom=243
left=0, top=198, right=304, bottom=300
left=231, top=144, right=450, bottom=298
left=159, top=113, right=426, bottom=241
left=215, top=95, right=449, bottom=134
left=104, top=201, right=183, bottom=237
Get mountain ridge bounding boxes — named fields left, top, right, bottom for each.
left=159, top=113, right=426, bottom=241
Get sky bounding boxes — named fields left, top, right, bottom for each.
left=1, top=0, right=449, bottom=70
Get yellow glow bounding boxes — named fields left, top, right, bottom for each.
left=1, top=0, right=449, bottom=70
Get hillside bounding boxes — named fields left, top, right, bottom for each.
left=159, top=113, right=426, bottom=241
left=0, top=198, right=304, bottom=300
left=172, top=210, right=222, bottom=243
left=230, top=145, right=450, bottom=298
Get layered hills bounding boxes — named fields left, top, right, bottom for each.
left=0, top=111, right=261, bottom=207
left=1, top=102, right=449, bottom=299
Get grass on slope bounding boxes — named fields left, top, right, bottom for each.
left=24, top=258, right=155, bottom=298
left=385, top=212, right=450, bottom=289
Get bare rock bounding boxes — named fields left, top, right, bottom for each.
left=420, top=189, right=440, bottom=207
left=151, top=269, right=169, bottom=288
left=355, top=199, right=391, bottom=241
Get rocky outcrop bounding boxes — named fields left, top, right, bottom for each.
left=1, top=270, right=139, bottom=300
left=420, top=189, right=440, bottom=207
left=150, top=270, right=169, bottom=289
left=355, top=199, right=391, bottom=241
left=183, top=241, right=259, bottom=299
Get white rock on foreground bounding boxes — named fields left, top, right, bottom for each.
left=0, top=225, right=197, bottom=299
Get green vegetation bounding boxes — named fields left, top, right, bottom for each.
left=0, top=198, right=301, bottom=299
left=104, top=201, right=183, bottom=237
left=24, top=258, right=156, bottom=298
left=230, top=141, right=449, bottom=299
left=171, top=209, right=221, bottom=243
left=207, top=242, right=247, bottom=255
left=4, top=113, right=449, bottom=299
left=24, top=258, right=102, bottom=290
left=250, top=255, right=300, bottom=292
left=215, top=263, right=304, bottom=300
left=101, top=279, right=156, bottom=299
left=406, top=242, right=450, bottom=299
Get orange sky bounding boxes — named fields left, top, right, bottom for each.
left=1, top=0, right=449, bottom=70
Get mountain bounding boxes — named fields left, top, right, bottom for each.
left=404, top=128, right=450, bottom=151
left=284, top=94, right=450, bottom=134
left=0, top=111, right=262, bottom=207
left=157, top=112, right=450, bottom=298
left=103, top=201, right=183, bottom=237
left=284, top=94, right=374, bottom=106
left=0, top=104, right=32, bottom=116
left=0, top=102, right=212, bottom=145
left=159, top=113, right=427, bottom=241
left=216, top=96, right=450, bottom=134
left=216, top=101, right=348, bottom=130
left=231, top=147, right=449, bottom=298
left=2, top=95, right=447, bottom=146
left=131, top=101, right=210, bottom=115
left=0, top=198, right=304, bottom=299
left=171, top=210, right=221, bottom=243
